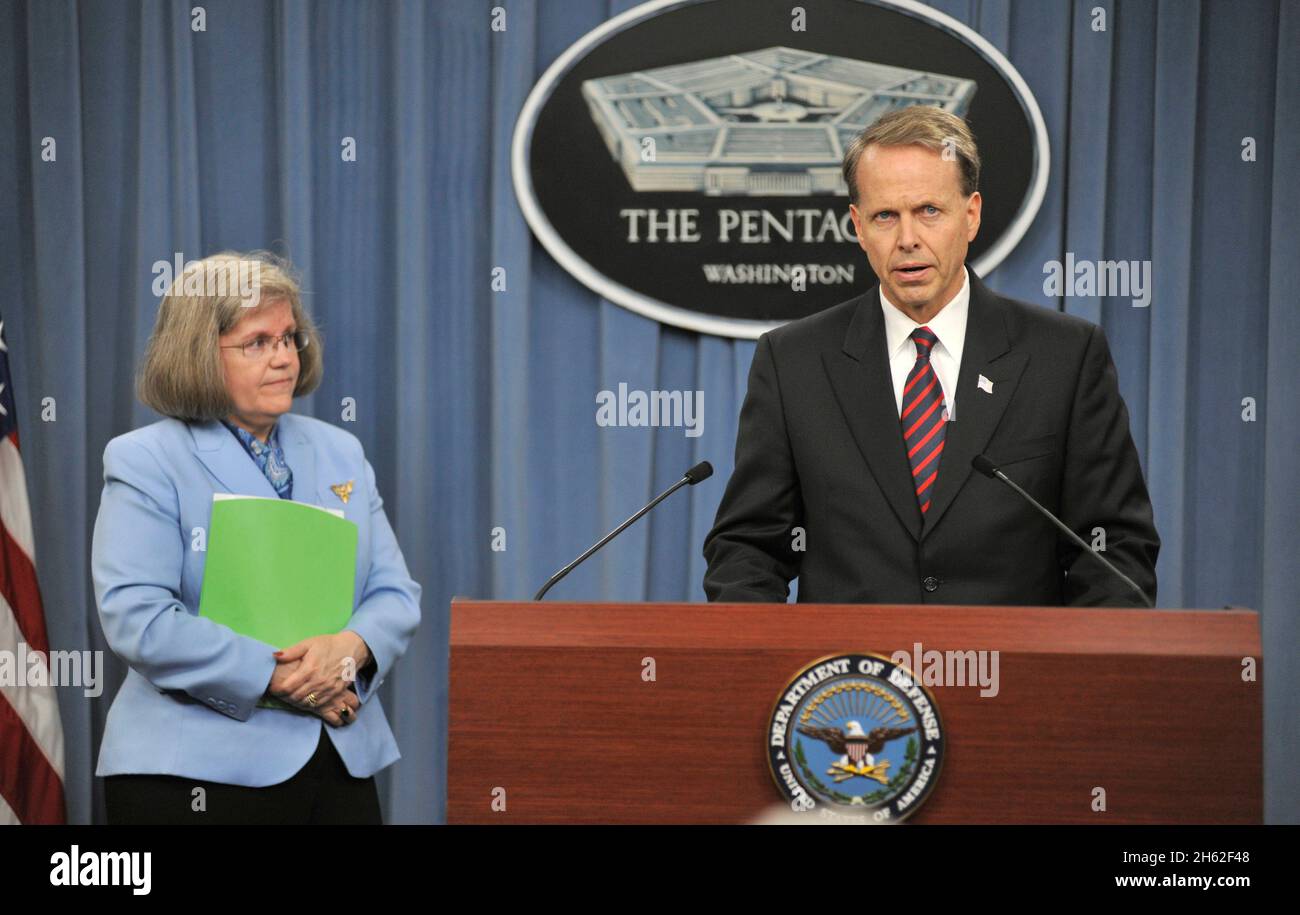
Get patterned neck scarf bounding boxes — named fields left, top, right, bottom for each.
left=220, top=419, right=294, bottom=500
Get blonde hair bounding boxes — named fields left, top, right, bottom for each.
left=841, top=105, right=981, bottom=203
left=136, top=251, right=323, bottom=421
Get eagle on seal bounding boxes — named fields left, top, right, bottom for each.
left=798, top=720, right=916, bottom=767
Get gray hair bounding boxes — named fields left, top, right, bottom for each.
left=841, top=105, right=981, bottom=203
left=136, top=251, right=323, bottom=422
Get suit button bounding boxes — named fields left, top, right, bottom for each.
left=923, top=576, right=940, bottom=592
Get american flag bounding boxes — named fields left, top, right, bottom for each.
left=0, top=315, right=66, bottom=823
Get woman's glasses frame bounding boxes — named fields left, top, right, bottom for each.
left=219, top=330, right=310, bottom=360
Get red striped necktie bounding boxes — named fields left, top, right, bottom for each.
left=900, top=326, right=948, bottom=516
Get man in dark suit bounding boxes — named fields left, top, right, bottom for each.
left=704, top=106, right=1159, bottom=606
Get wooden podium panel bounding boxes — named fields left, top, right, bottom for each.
left=447, top=600, right=1261, bottom=824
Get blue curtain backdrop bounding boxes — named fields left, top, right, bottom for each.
left=1, top=0, right=1295, bottom=824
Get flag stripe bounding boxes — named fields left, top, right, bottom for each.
left=0, top=436, right=35, bottom=560
left=0, top=593, right=65, bottom=781
left=0, top=520, right=50, bottom=654
left=0, top=691, right=64, bottom=824
left=0, top=314, right=67, bottom=823
left=0, top=789, right=18, bottom=825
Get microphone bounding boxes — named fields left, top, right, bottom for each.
left=971, top=454, right=1153, bottom=607
left=533, top=461, right=714, bottom=600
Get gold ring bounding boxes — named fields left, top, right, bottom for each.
left=305, top=692, right=318, bottom=707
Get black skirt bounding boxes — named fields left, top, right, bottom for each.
left=104, top=728, right=381, bottom=825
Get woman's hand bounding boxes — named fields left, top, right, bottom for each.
left=268, top=632, right=372, bottom=725
left=318, top=688, right=359, bottom=727
left=265, top=657, right=357, bottom=726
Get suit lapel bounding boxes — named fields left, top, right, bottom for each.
left=190, top=420, right=279, bottom=498
left=275, top=413, right=320, bottom=507
left=823, top=294, right=924, bottom=541
left=920, top=272, right=1027, bottom=539
left=189, top=413, right=320, bottom=506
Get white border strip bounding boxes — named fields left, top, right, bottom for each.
left=512, top=0, right=1051, bottom=339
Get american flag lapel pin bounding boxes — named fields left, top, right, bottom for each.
left=977, top=374, right=993, bottom=394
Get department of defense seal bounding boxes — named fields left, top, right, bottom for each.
left=767, top=653, right=944, bottom=822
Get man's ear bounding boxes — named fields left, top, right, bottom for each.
left=966, top=191, right=982, bottom=242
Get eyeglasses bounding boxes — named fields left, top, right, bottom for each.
left=220, top=330, right=310, bottom=360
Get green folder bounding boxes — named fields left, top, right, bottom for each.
left=198, top=494, right=359, bottom=709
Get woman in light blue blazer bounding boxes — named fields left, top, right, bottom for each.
left=92, top=252, right=421, bottom=824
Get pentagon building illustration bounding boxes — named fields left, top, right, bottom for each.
left=580, top=47, right=976, bottom=196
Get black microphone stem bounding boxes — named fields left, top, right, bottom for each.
left=533, top=476, right=691, bottom=601
left=989, top=466, right=1153, bottom=608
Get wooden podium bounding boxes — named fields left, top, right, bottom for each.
left=447, top=600, right=1261, bottom=824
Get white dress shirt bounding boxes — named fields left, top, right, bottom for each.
left=880, top=266, right=970, bottom=422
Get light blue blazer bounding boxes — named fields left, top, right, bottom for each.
left=91, top=413, right=422, bottom=786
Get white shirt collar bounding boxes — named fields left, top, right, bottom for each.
left=879, top=266, right=970, bottom=363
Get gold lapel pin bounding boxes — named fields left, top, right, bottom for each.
left=330, top=480, right=355, bottom=504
